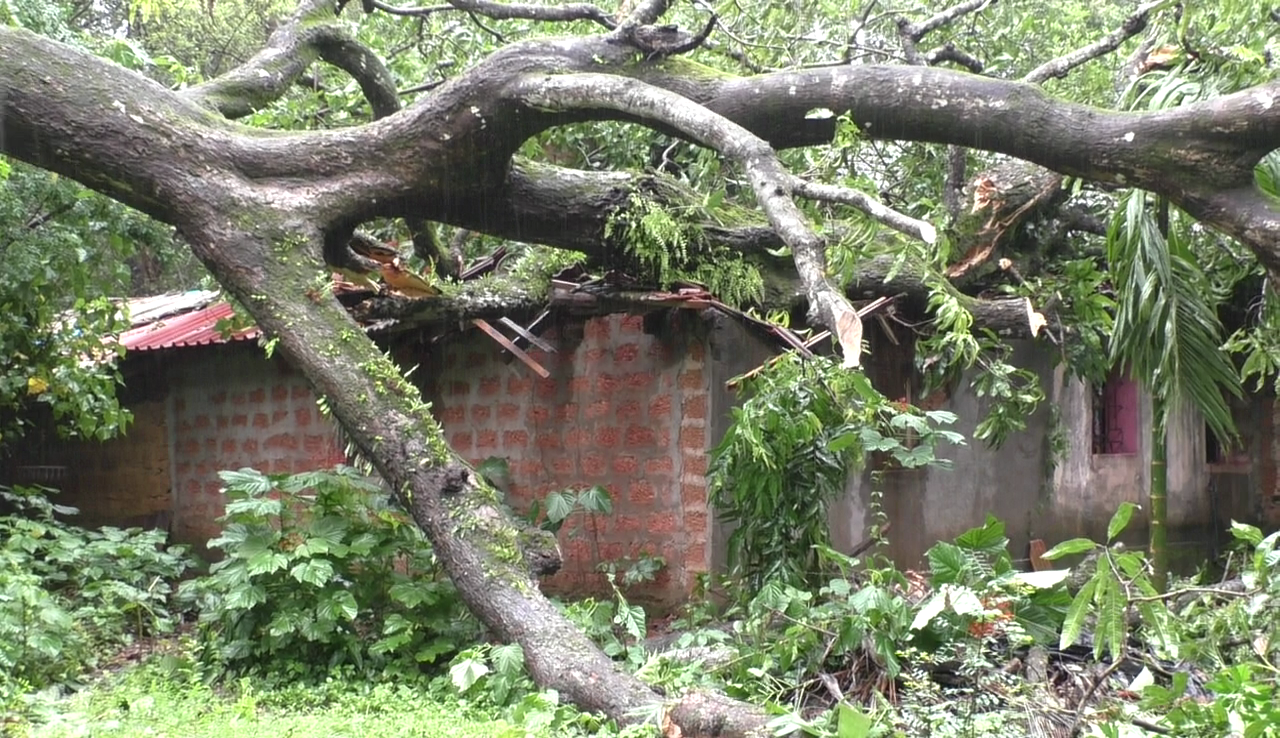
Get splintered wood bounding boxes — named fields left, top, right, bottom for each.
left=726, top=295, right=894, bottom=388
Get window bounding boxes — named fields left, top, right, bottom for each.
left=1206, top=421, right=1223, bottom=463
left=1092, top=371, right=1139, bottom=455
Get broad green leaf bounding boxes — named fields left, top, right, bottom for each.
left=910, top=591, right=948, bottom=631
left=577, top=485, right=613, bottom=515
left=544, top=490, right=575, bottom=524
left=289, top=558, right=335, bottom=587
left=450, top=658, right=489, bottom=693
left=837, top=703, right=874, bottom=738
left=1042, top=538, right=1097, bottom=560
left=492, top=643, right=525, bottom=675
left=389, top=581, right=428, bottom=608
left=926, top=542, right=967, bottom=585
left=217, top=468, right=275, bottom=495
left=955, top=515, right=1007, bottom=553
left=1060, top=577, right=1097, bottom=650
left=308, top=515, right=349, bottom=545
left=1107, top=502, right=1139, bottom=542
left=1231, top=520, right=1264, bottom=546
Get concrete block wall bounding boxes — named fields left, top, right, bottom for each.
left=168, top=346, right=347, bottom=549
left=1266, top=399, right=1280, bottom=527
left=3, top=399, right=171, bottom=530
left=419, top=312, right=712, bottom=606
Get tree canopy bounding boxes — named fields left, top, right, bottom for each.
left=2, top=0, right=1279, bottom=733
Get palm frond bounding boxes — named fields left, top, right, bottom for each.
left=1106, top=190, right=1242, bottom=444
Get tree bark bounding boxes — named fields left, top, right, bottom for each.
left=4, top=3, right=1280, bottom=734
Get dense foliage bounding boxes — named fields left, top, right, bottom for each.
left=4, top=0, right=1280, bottom=735
left=0, top=485, right=194, bottom=712
left=0, top=3, right=203, bottom=449
left=710, top=355, right=963, bottom=592
left=178, top=466, right=477, bottom=680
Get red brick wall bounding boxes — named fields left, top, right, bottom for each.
left=169, top=346, right=347, bottom=549
left=417, top=313, right=711, bottom=606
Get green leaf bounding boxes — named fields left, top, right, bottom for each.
left=246, top=550, right=289, bottom=575
left=388, top=581, right=428, bottom=608
left=955, top=515, right=1007, bottom=554
left=308, top=515, right=349, bottom=546
left=450, top=658, right=489, bottom=693
left=1107, top=502, right=1139, bottom=542
left=1060, top=577, right=1097, bottom=650
left=926, top=542, right=967, bottom=585
left=577, top=485, right=613, bottom=515
left=476, top=456, right=511, bottom=487
left=289, top=558, right=335, bottom=587
left=837, top=703, right=875, bottom=738
left=910, top=591, right=948, bottom=631
left=544, top=490, right=576, bottom=524
left=492, top=643, right=525, bottom=676
left=1231, top=520, right=1264, bottom=547
left=319, top=589, right=358, bottom=621
left=614, top=602, right=646, bottom=640
left=1042, top=538, right=1097, bottom=560
left=217, top=468, right=275, bottom=495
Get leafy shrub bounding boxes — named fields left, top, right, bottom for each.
left=179, top=465, right=477, bottom=679
left=445, top=642, right=657, bottom=737
left=0, top=485, right=194, bottom=696
left=710, top=354, right=963, bottom=593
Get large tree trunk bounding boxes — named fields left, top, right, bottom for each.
left=5, top=1, right=1280, bottom=733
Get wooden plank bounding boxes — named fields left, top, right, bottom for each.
left=471, top=319, right=550, bottom=378
left=1029, top=539, right=1049, bottom=572
left=499, top=316, right=556, bottom=353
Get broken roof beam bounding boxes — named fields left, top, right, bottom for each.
left=500, top=314, right=555, bottom=354
left=471, top=318, right=551, bottom=378
left=726, top=295, right=896, bottom=389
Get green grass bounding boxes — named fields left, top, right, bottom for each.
left=20, top=666, right=527, bottom=738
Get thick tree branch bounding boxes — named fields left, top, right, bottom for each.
left=8, top=8, right=1280, bottom=736
left=1022, top=0, right=1170, bottom=84
left=1177, top=186, right=1280, bottom=278
left=518, top=72, right=867, bottom=366
left=184, top=0, right=398, bottom=119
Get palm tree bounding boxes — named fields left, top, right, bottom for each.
left=1106, top=188, right=1242, bottom=591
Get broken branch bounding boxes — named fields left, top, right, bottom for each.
left=792, top=180, right=938, bottom=244
left=373, top=0, right=616, bottom=28
left=1023, top=0, right=1171, bottom=84
left=516, top=72, right=867, bottom=367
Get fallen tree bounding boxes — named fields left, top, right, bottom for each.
left=3, top=0, right=1280, bottom=734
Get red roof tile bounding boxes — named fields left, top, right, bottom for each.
left=119, top=301, right=259, bottom=352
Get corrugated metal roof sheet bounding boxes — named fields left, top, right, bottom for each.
left=123, top=290, right=220, bottom=327
left=119, top=299, right=259, bottom=352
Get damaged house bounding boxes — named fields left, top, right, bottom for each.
left=4, top=257, right=1276, bottom=606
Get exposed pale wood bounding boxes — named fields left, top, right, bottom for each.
left=499, top=316, right=556, bottom=353
left=471, top=318, right=551, bottom=378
